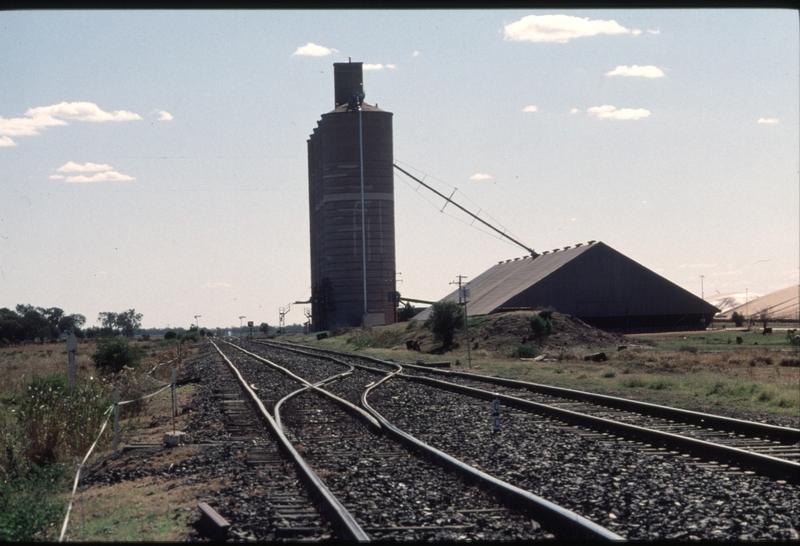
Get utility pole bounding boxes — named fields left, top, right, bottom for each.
left=699, top=276, right=705, bottom=328
left=451, top=275, right=472, bottom=367
left=194, top=315, right=201, bottom=331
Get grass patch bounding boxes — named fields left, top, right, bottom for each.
left=507, top=344, right=538, bottom=359
left=601, top=370, right=616, bottom=378
left=620, top=377, right=646, bottom=388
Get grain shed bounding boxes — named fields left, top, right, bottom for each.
left=307, top=61, right=396, bottom=332
left=414, top=241, right=720, bottom=332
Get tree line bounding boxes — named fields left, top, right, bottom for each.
left=0, top=305, right=142, bottom=345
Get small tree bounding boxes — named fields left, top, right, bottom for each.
left=259, top=322, right=270, bottom=335
left=424, top=301, right=465, bottom=349
left=530, top=312, right=553, bottom=346
left=164, top=329, right=177, bottom=340
left=91, top=337, right=145, bottom=374
left=731, top=311, right=744, bottom=327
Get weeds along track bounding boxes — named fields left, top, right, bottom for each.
left=223, top=339, right=618, bottom=541
left=257, top=340, right=800, bottom=540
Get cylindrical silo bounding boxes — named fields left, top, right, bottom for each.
left=308, top=61, right=396, bottom=331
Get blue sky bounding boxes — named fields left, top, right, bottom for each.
left=1, top=9, right=797, bottom=329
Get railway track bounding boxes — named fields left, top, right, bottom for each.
left=213, top=338, right=620, bottom=541
left=260, top=341, right=800, bottom=477
left=239, top=339, right=800, bottom=540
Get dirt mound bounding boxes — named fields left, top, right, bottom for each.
left=468, top=311, right=625, bottom=355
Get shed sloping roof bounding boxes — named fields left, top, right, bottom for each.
left=413, top=241, right=720, bottom=323
left=414, top=243, right=594, bottom=320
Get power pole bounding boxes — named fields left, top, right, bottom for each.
left=451, top=275, right=472, bottom=367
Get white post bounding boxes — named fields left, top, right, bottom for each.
left=171, top=366, right=177, bottom=433
left=113, top=385, right=120, bottom=459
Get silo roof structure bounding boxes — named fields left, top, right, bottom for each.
left=414, top=241, right=721, bottom=332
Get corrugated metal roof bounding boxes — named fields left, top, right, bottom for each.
left=414, top=243, right=594, bottom=320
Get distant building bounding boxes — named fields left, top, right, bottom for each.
left=307, top=61, right=397, bottom=332
left=715, top=284, right=799, bottom=322
left=414, top=241, right=720, bottom=333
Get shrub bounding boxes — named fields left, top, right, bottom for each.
left=529, top=313, right=553, bottom=344
left=508, top=344, right=538, bottom=359
left=181, top=331, right=201, bottom=343
left=731, top=311, right=744, bottom=327
left=91, top=337, right=145, bottom=374
left=0, top=463, right=66, bottom=542
left=602, top=370, right=616, bottom=378
left=424, top=301, right=465, bottom=348
left=17, top=374, right=111, bottom=465
left=163, top=330, right=177, bottom=340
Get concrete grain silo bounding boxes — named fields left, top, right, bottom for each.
left=307, top=61, right=396, bottom=331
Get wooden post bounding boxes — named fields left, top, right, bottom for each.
left=66, top=332, right=78, bottom=396
left=113, top=385, right=120, bottom=459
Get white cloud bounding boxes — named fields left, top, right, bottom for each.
left=522, top=105, right=538, bottom=112
left=0, top=102, right=141, bottom=143
left=412, top=51, right=420, bottom=57
left=504, top=14, right=633, bottom=43
left=363, top=63, right=396, bottom=70
left=57, top=161, right=114, bottom=172
left=648, top=29, right=661, bottom=34
left=291, top=42, right=337, bottom=57
left=49, top=174, right=64, bottom=179
left=156, top=110, right=173, bottom=121
left=570, top=108, right=578, bottom=114
left=605, top=65, right=665, bottom=78
left=26, top=102, right=141, bottom=122
left=64, top=171, right=135, bottom=183
left=470, top=173, right=492, bottom=180
left=587, top=105, right=651, bottom=120
left=631, top=29, right=642, bottom=36
left=758, top=118, right=779, bottom=124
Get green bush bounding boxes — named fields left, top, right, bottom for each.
left=16, top=374, right=111, bottom=465
left=424, top=301, right=465, bottom=348
left=0, top=463, right=66, bottom=542
left=181, top=331, right=201, bottom=343
left=163, top=330, right=177, bottom=340
left=508, top=343, right=538, bottom=358
left=732, top=311, right=744, bottom=327
left=530, top=313, right=553, bottom=339
left=91, top=337, right=145, bottom=374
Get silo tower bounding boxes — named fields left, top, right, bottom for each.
left=307, top=61, right=396, bottom=332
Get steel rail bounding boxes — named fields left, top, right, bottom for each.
left=258, top=341, right=622, bottom=540
left=400, top=372, right=800, bottom=483
left=272, top=341, right=800, bottom=444
left=274, top=372, right=355, bottom=433
left=361, top=371, right=625, bottom=541
left=209, top=341, right=370, bottom=542
left=220, top=339, right=382, bottom=432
